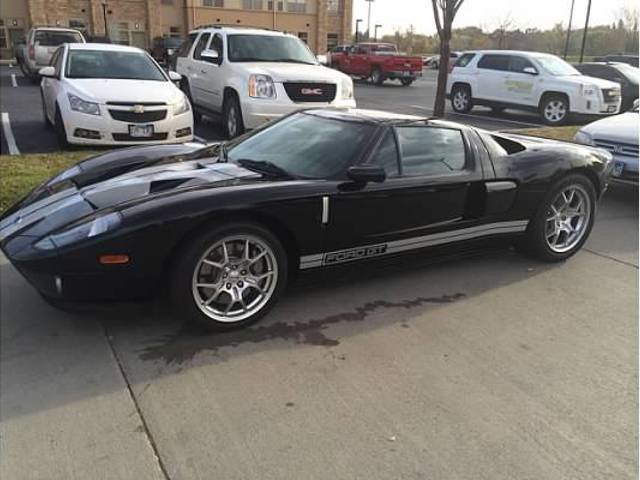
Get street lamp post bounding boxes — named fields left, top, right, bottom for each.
left=365, top=0, right=375, bottom=41
left=563, top=0, right=575, bottom=59
left=355, top=18, right=363, bottom=43
left=579, top=0, right=592, bottom=63
left=101, top=0, right=109, bottom=40
left=374, top=24, right=382, bottom=42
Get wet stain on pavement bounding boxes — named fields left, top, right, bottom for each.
left=139, top=293, right=465, bottom=365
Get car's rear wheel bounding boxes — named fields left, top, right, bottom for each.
left=172, top=222, right=288, bottom=331
left=223, top=94, right=244, bottom=139
left=400, top=78, right=414, bottom=87
left=520, top=174, right=596, bottom=262
left=541, top=94, right=569, bottom=125
left=371, top=67, right=384, bottom=86
left=451, top=84, right=472, bottom=113
left=54, top=104, right=69, bottom=148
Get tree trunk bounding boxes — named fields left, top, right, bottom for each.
left=433, top=32, right=451, bottom=117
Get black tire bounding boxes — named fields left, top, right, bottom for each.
left=54, top=105, right=69, bottom=148
left=180, top=80, right=201, bottom=123
left=519, top=174, right=596, bottom=262
left=41, top=90, right=52, bottom=129
left=371, top=67, right=384, bottom=86
left=400, top=78, right=414, bottom=87
left=490, top=106, right=505, bottom=114
left=450, top=84, right=473, bottom=113
left=540, top=94, right=570, bottom=126
left=171, top=222, right=289, bottom=332
left=223, top=93, right=244, bottom=139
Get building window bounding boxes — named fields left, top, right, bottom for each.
left=327, top=33, right=338, bottom=49
left=161, top=0, right=174, bottom=4
left=243, top=0, right=264, bottom=9
left=327, top=0, right=339, bottom=11
left=268, top=1, right=284, bottom=10
left=298, top=32, right=308, bottom=44
left=69, top=19, right=87, bottom=35
left=169, top=26, right=181, bottom=37
left=286, top=0, right=306, bottom=13
left=203, top=0, right=224, bottom=6
left=0, top=20, right=6, bottom=49
left=110, top=22, right=130, bottom=45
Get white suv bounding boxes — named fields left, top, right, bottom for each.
left=446, top=50, right=622, bottom=125
left=21, top=27, right=85, bottom=81
left=176, top=26, right=356, bottom=138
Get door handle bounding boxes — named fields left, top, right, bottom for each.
left=201, top=69, right=207, bottom=74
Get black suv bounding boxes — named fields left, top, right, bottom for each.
left=575, top=62, right=639, bottom=111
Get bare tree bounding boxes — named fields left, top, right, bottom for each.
left=494, top=13, right=515, bottom=49
left=431, top=0, right=466, bottom=117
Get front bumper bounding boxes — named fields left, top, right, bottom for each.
left=240, top=83, right=356, bottom=130
left=572, top=91, right=621, bottom=115
left=62, top=106, right=194, bottom=146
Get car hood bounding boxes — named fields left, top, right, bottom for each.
left=557, top=74, right=621, bottom=90
left=240, top=62, right=348, bottom=83
left=67, top=78, right=183, bottom=104
left=580, top=112, right=640, bottom=143
left=0, top=147, right=261, bottom=245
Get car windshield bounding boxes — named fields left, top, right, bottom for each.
left=66, top=50, right=167, bottom=81
left=35, top=31, right=83, bottom=46
left=228, top=34, right=317, bottom=64
left=614, top=63, right=640, bottom=84
left=226, top=112, right=374, bottom=179
left=534, top=55, right=581, bottom=76
left=162, top=38, right=184, bottom=48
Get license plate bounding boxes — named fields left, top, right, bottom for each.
left=613, top=161, right=625, bottom=177
left=607, top=105, right=617, bottom=113
left=129, top=124, right=154, bottom=138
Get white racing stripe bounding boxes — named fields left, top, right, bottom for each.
left=299, top=220, right=529, bottom=269
left=1, top=112, right=20, bottom=155
left=11, top=74, right=17, bottom=88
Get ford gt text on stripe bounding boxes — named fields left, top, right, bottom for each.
left=0, top=109, right=613, bottom=331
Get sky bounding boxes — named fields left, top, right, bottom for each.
left=353, top=0, right=638, bottom=36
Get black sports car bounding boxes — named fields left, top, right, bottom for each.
left=0, top=109, right=613, bottom=330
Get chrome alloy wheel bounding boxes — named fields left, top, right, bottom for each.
left=452, top=90, right=469, bottom=111
left=544, top=100, right=567, bottom=123
left=192, top=235, right=278, bottom=323
left=227, top=103, right=238, bottom=138
left=545, top=185, right=591, bottom=253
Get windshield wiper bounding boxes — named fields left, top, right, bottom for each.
left=236, top=159, right=295, bottom=179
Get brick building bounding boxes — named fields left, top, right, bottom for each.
left=0, top=0, right=353, bottom=59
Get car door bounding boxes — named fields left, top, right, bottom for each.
left=475, top=54, right=511, bottom=102
left=41, top=46, right=64, bottom=121
left=504, top=55, right=540, bottom=107
left=196, top=33, right=225, bottom=111
left=188, top=32, right=212, bottom=106
left=325, top=125, right=487, bottom=254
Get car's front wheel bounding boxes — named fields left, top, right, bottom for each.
left=223, top=94, right=244, bottom=139
left=451, top=84, right=472, bottom=113
left=371, top=67, right=384, bottom=86
left=172, top=222, right=288, bottom=331
left=400, top=78, right=414, bottom=87
left=541, top=94, right=570, bottom=125
left=520, top=174, right=596, bottom=262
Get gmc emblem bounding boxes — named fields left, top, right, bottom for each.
left=301, top=88, right=324, bottom=96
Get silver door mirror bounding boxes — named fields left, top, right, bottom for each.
left=39, top=66, right=56, bottom=78
left=168, top=70, right=182, bottom=82
left=200, top=49, right=219, bottom=63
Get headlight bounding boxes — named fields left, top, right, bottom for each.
left=173, top=94, right=191, bottom=115
left=341, top=76, right=354, bottom=100
left=580, top=84, right=597, bottom=96
left=34, top=211, right=122, bottom=250
left=68, top=93, right=101, bottom=116
left=574, top=130, right=593, bottom=145
left=249, top=74, right=276, bottom=99
left=167, top=48, right=174, bottom=56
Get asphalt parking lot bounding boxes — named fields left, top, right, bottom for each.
left=1, top=63, right=638, bottom=479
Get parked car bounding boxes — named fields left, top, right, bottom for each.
left=0, top=108, right=612, bottom=331
left=574, top=100, right=639, bottom=184
left=176, top=25, right=355, bottom=138
left=574, top=62, right=639, bottom=111
left=39, top=43, right=193, bottom=147
left=330, top=42, right=423, bottom=86
left=430, top=51, right=460, bottom=70
left=86, top=35, right=112, bottom=44
left=20, top=27, right=85, bottom=82
left=150, top=36, right=184, bottom=65
left=327, top=44, right=351, bottom=67
left=447, top=50, right=622, bottom=125
left=593, top=54, right=638, bottom=67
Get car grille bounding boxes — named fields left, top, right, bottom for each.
left=283, top=82, right=337, bottom=103
left=601, top=88, right=620, bottom=103
left=109, top=109, right=167, bottom=123
left=112, top=132, right=169, bottom=142
left=594, top=139, right=639, bottom=158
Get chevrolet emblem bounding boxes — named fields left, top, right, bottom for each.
left=133, top=104, right=145, bottom=114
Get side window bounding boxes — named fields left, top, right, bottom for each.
left=211, top=33, right=223, bottom=65
left=509, top=56, right=536, bottom=73
left=193, top=33, right=211, bottom=60
left=477, top=54, right=510, bottom=71
left=396, top=127, right=467, bottom=176
left=454, top=53, right=476, bottom=68
left=369, top=130, right=400, bottom=176
left=177, top=33, right=198, bottom=58
left=49, top=48, right=60, bottom=67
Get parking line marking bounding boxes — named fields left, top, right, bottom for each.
left=10, top=74, right=17, bottom=87
left=1, top=112, right=20, bottom=155
left=194, top=135, right=208, bottom=143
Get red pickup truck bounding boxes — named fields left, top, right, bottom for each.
left=329, top=43, right=423, bottom=86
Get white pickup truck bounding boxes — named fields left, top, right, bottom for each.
left=446, top=50, right=622, bottom=125
left=176, top=25, right=356, bottom=138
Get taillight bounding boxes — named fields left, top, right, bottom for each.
left=28, top=44, right=35, bottom=59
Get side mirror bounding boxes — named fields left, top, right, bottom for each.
left=39, top=66, right=56, bottom=78
left=347, top=166, right=386, bottom=184
left=200, top=49, right=219, bottom=63
left=522, top=66, right=538, bottom=75
left=168, top=70, right=181, bottom=82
